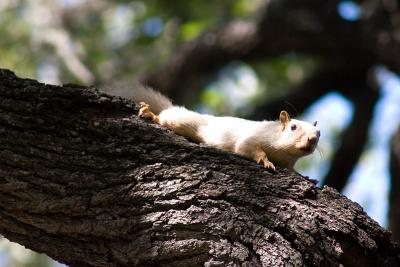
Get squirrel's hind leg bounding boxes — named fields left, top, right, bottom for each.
left=139, top=102, right=160, bottom=124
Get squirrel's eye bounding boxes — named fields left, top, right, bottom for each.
left=291, top=124, right=297, bottom=131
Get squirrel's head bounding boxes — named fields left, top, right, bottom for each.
left=277, top=110, right=320, bottom=157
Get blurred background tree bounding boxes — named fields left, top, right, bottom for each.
left=1, top=0, right=400, bottom=266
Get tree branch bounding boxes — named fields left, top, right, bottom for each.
left=389, top=126, right=400, bottom=243
left=323, top=68, right=379, bottom=190
left=249, top=63, right=369, bottom=119
left=0, top=69, right=398, bottom=267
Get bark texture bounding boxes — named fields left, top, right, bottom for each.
left=0, top=69, right=399, bottom=267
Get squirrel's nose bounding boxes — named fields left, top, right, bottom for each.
left=308, top=135, right=318, bottom=145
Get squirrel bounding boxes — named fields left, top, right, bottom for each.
left=135, top=86, right=320, bottom=171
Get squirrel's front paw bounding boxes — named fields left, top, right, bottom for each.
left=138, top=102, right=151, bottom=118
left=138, top=102, right=160, bottom=123
left=257, top=157, right=276, bottom=171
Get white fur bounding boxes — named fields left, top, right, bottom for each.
left=158, top=106, right=320, bottom=169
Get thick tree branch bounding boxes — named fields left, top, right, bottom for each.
left=0, top=69, right=399, bottom=267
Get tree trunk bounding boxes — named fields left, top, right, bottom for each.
left=0, top=69, right=398, bottom=267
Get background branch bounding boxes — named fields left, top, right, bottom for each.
left=389, top=126, right=400, bottom=242
left=249, top=64, right=370, bottom=119
left=322, top=67, right=380, bottom=190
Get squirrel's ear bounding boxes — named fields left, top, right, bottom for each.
left=279, top=110, right=291, bottom=130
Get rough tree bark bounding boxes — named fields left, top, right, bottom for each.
left=0, top=69, right=399, bottom=267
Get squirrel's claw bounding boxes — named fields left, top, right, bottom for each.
left=264, top=161, right=276, bottom=171
left=257, top=157, right=276, bottom=171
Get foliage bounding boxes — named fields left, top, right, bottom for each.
left=0, top=0, right=264, bottom=84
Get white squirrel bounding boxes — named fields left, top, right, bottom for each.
left=135, top=86, right=320, bottom=171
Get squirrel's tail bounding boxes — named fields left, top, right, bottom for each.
left=132, top=85, right=173, bottom=114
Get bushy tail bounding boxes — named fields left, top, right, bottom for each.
left=99, top=82, right=173, bottom=114
left=132, top=85, right=173, bottom=114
